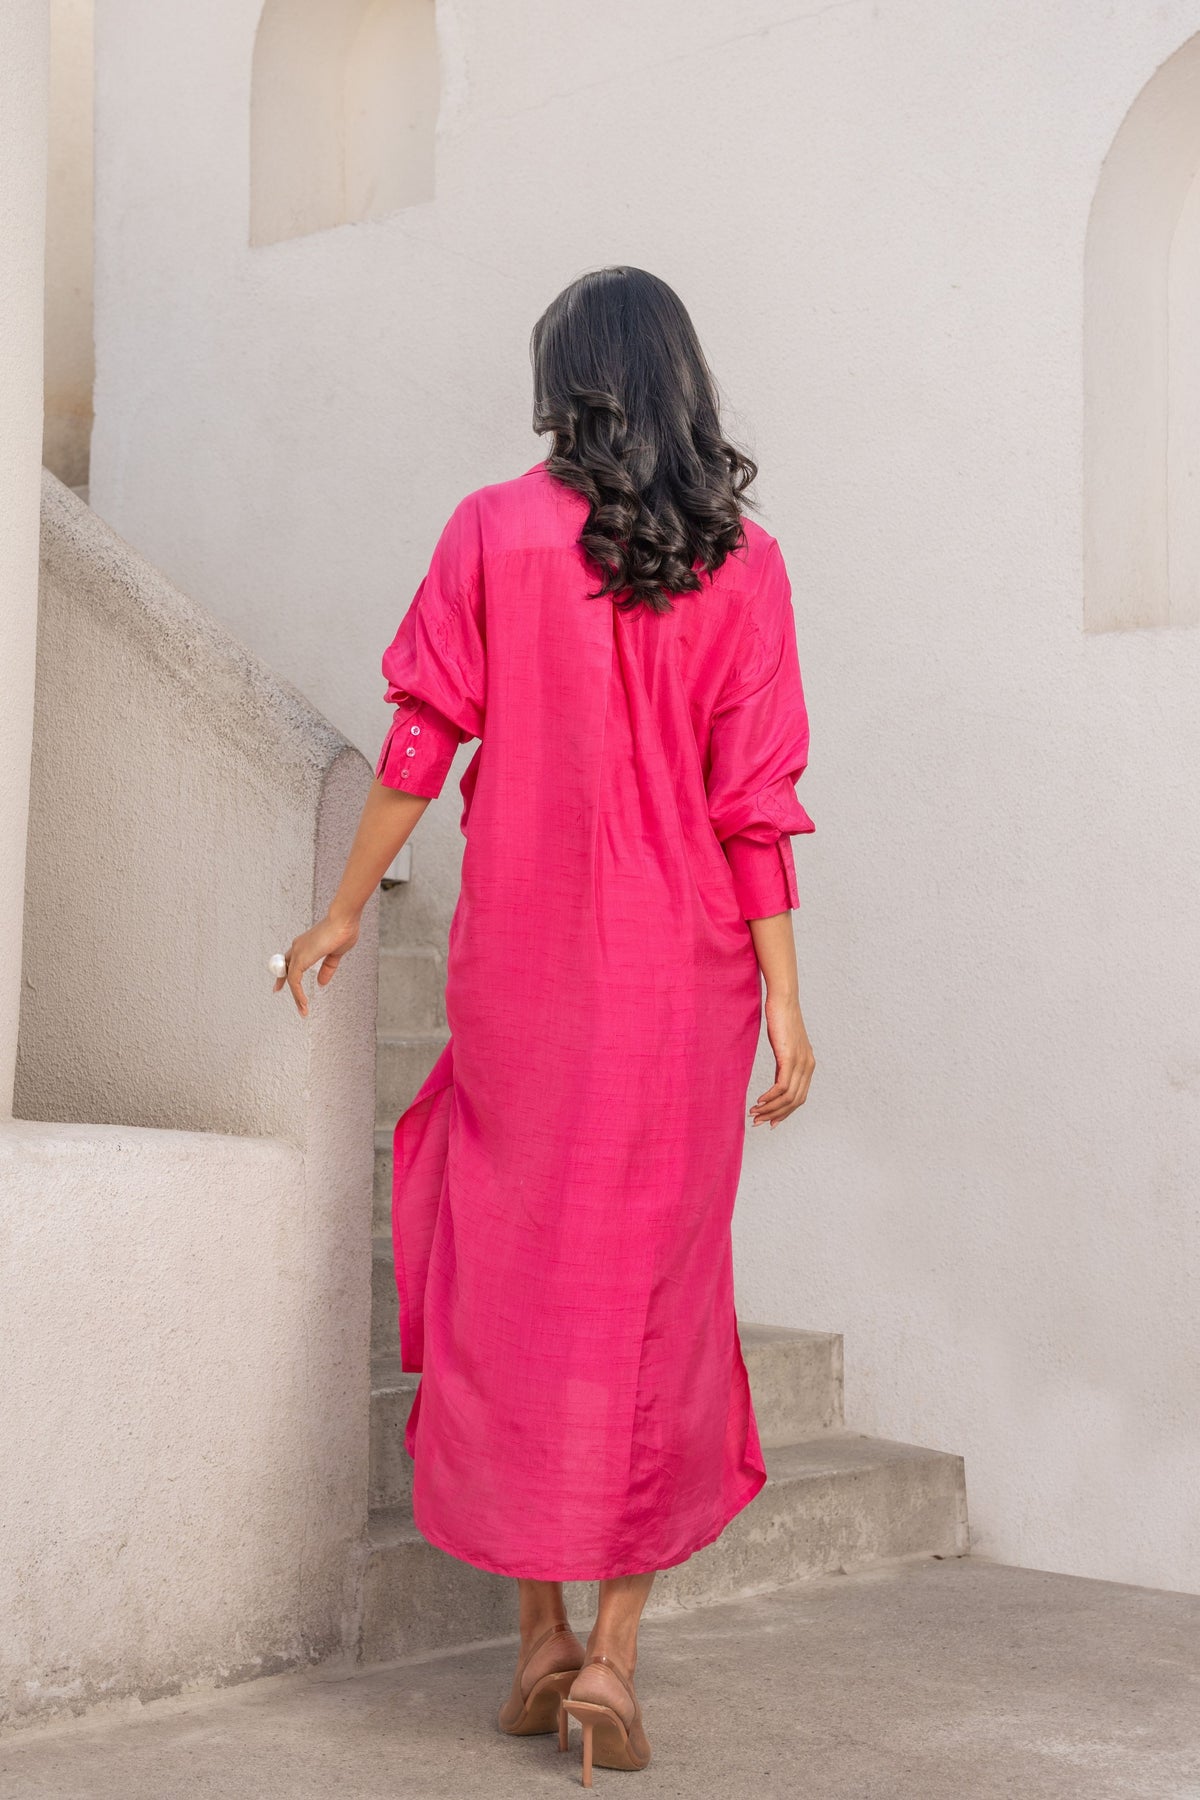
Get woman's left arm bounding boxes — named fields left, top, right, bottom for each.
left=274, top=778, right=429, bottom=1017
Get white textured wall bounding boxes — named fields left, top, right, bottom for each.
left=91, top=1, right=1200, bottom=1594
left=0, top=1122, right=353, bottom=1729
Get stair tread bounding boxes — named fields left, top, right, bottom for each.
left=763, top=1432, right=959, bottom=1480
left=376, top=1030, right=449, bottom=1048
left=739, top=1321, right=838, bottom=1347
left=365, top=1431, right=961, bottom=1551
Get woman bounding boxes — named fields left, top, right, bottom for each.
left=277, top=267, right=816, bottom=1786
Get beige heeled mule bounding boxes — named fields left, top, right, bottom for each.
left=497, top=1619, right=585, bottom=1746
left=562, top=1652, right=652, bottom=1786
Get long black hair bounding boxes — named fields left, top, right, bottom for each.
left=530, top=267, right=757, bottom=614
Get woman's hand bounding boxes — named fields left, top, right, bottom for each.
left=273, top=912, right=360, bottom=1018
left=750, top=991, right=816, bottom=1128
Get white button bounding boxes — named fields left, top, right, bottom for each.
left=405, top=745, right=416, bottom=757
left=410, top=725, right=421, bottom=736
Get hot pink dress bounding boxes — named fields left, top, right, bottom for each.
left=376, top=462, right=814, bottom=1580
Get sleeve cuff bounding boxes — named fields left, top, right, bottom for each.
left=722, top=832, right=800, bottom=919
left=375, top=698, right=461, bottom=799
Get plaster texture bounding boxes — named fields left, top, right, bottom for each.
left=18, top=473, right=377, bottom=1149
left=0, top=1122, right=363, bottom=1731
left=5, top=477, right=380, bottom=1728
left=88, top=0, right=1200, bottom=1597
left=3, top=1556, right=1198, bottom=1798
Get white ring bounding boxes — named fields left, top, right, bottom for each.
left=268, top=952, right=288, bottom=980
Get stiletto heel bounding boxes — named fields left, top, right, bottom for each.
left=563, top=1652, right=651, bottom=1784
left=558, top=1698, right=570, bottom=1752
left=497, top=1621, right=585, bottom=1738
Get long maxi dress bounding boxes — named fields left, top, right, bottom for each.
left=375, top=462, right=815, bottom=1582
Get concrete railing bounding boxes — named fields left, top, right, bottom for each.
left=17, top=471, right=376, bottom=1144
left=2, top=474, right=377, bottom=1730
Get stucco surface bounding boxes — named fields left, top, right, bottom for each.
left=18, top=474, right=377, bottom=1146
left=89, top=1, right=1200, bottom=1593
left=7, top=477, right=380, bottom=1729
left=0, top=1121, right=366, bottom=1731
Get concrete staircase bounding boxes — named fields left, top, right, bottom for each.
left=360, top=887, right=969, bottom=1663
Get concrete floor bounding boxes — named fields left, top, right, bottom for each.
left=3, top=1555, right=1199, bottom=1800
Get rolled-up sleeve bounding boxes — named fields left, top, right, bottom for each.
left=376, top=494, right=487, bottom=799
left=375, top=685, right=465, bottom=800
left=705, top=540, right=815, bottom=920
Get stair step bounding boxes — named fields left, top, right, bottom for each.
left=365, top=1326, right=845, bottom=1513
left=376, top=1032, right=448, bottom=1128
left=739, top=1321, right=843, bottom=1446
left=378, top=881, right=449, bottom=950
left=358, top=1433, right=968, bottom=1663
left=368, top=1272, right=845, bottom=1503
left=378, top=945, right=444, bottom=1035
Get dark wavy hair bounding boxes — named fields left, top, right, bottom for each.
left=530, top=267, right=757, bottom=614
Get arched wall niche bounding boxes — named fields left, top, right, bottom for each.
left=1084, top=33, right=1200, bottom=632
left=250, top=0, right=437, bottom=247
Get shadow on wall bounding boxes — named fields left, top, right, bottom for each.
left=1085, top=30, right=1200, bottom=632
left=43, top=0, right=95, bottom=489
left=250, top=0, right=439, bottom=246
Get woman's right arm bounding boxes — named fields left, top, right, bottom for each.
left=276, top=495, right=487, bottom=1015
left=747, top=913, right=815, bottom=1127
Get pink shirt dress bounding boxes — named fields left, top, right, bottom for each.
left=376, top=462, right=814, bottom=1581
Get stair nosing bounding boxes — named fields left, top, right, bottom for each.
left=365, top=1432, right=963, bottom=1553
left=739, top=1322, right=840, bottom=1348
left=762, top=1432, right=962, bottom=1481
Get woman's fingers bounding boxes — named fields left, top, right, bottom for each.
left=750, top=1050, right=816, bottom=1126
left=286, top=947, right=310, bottom=1017
left=273, top=914, right=360, bottom=1015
